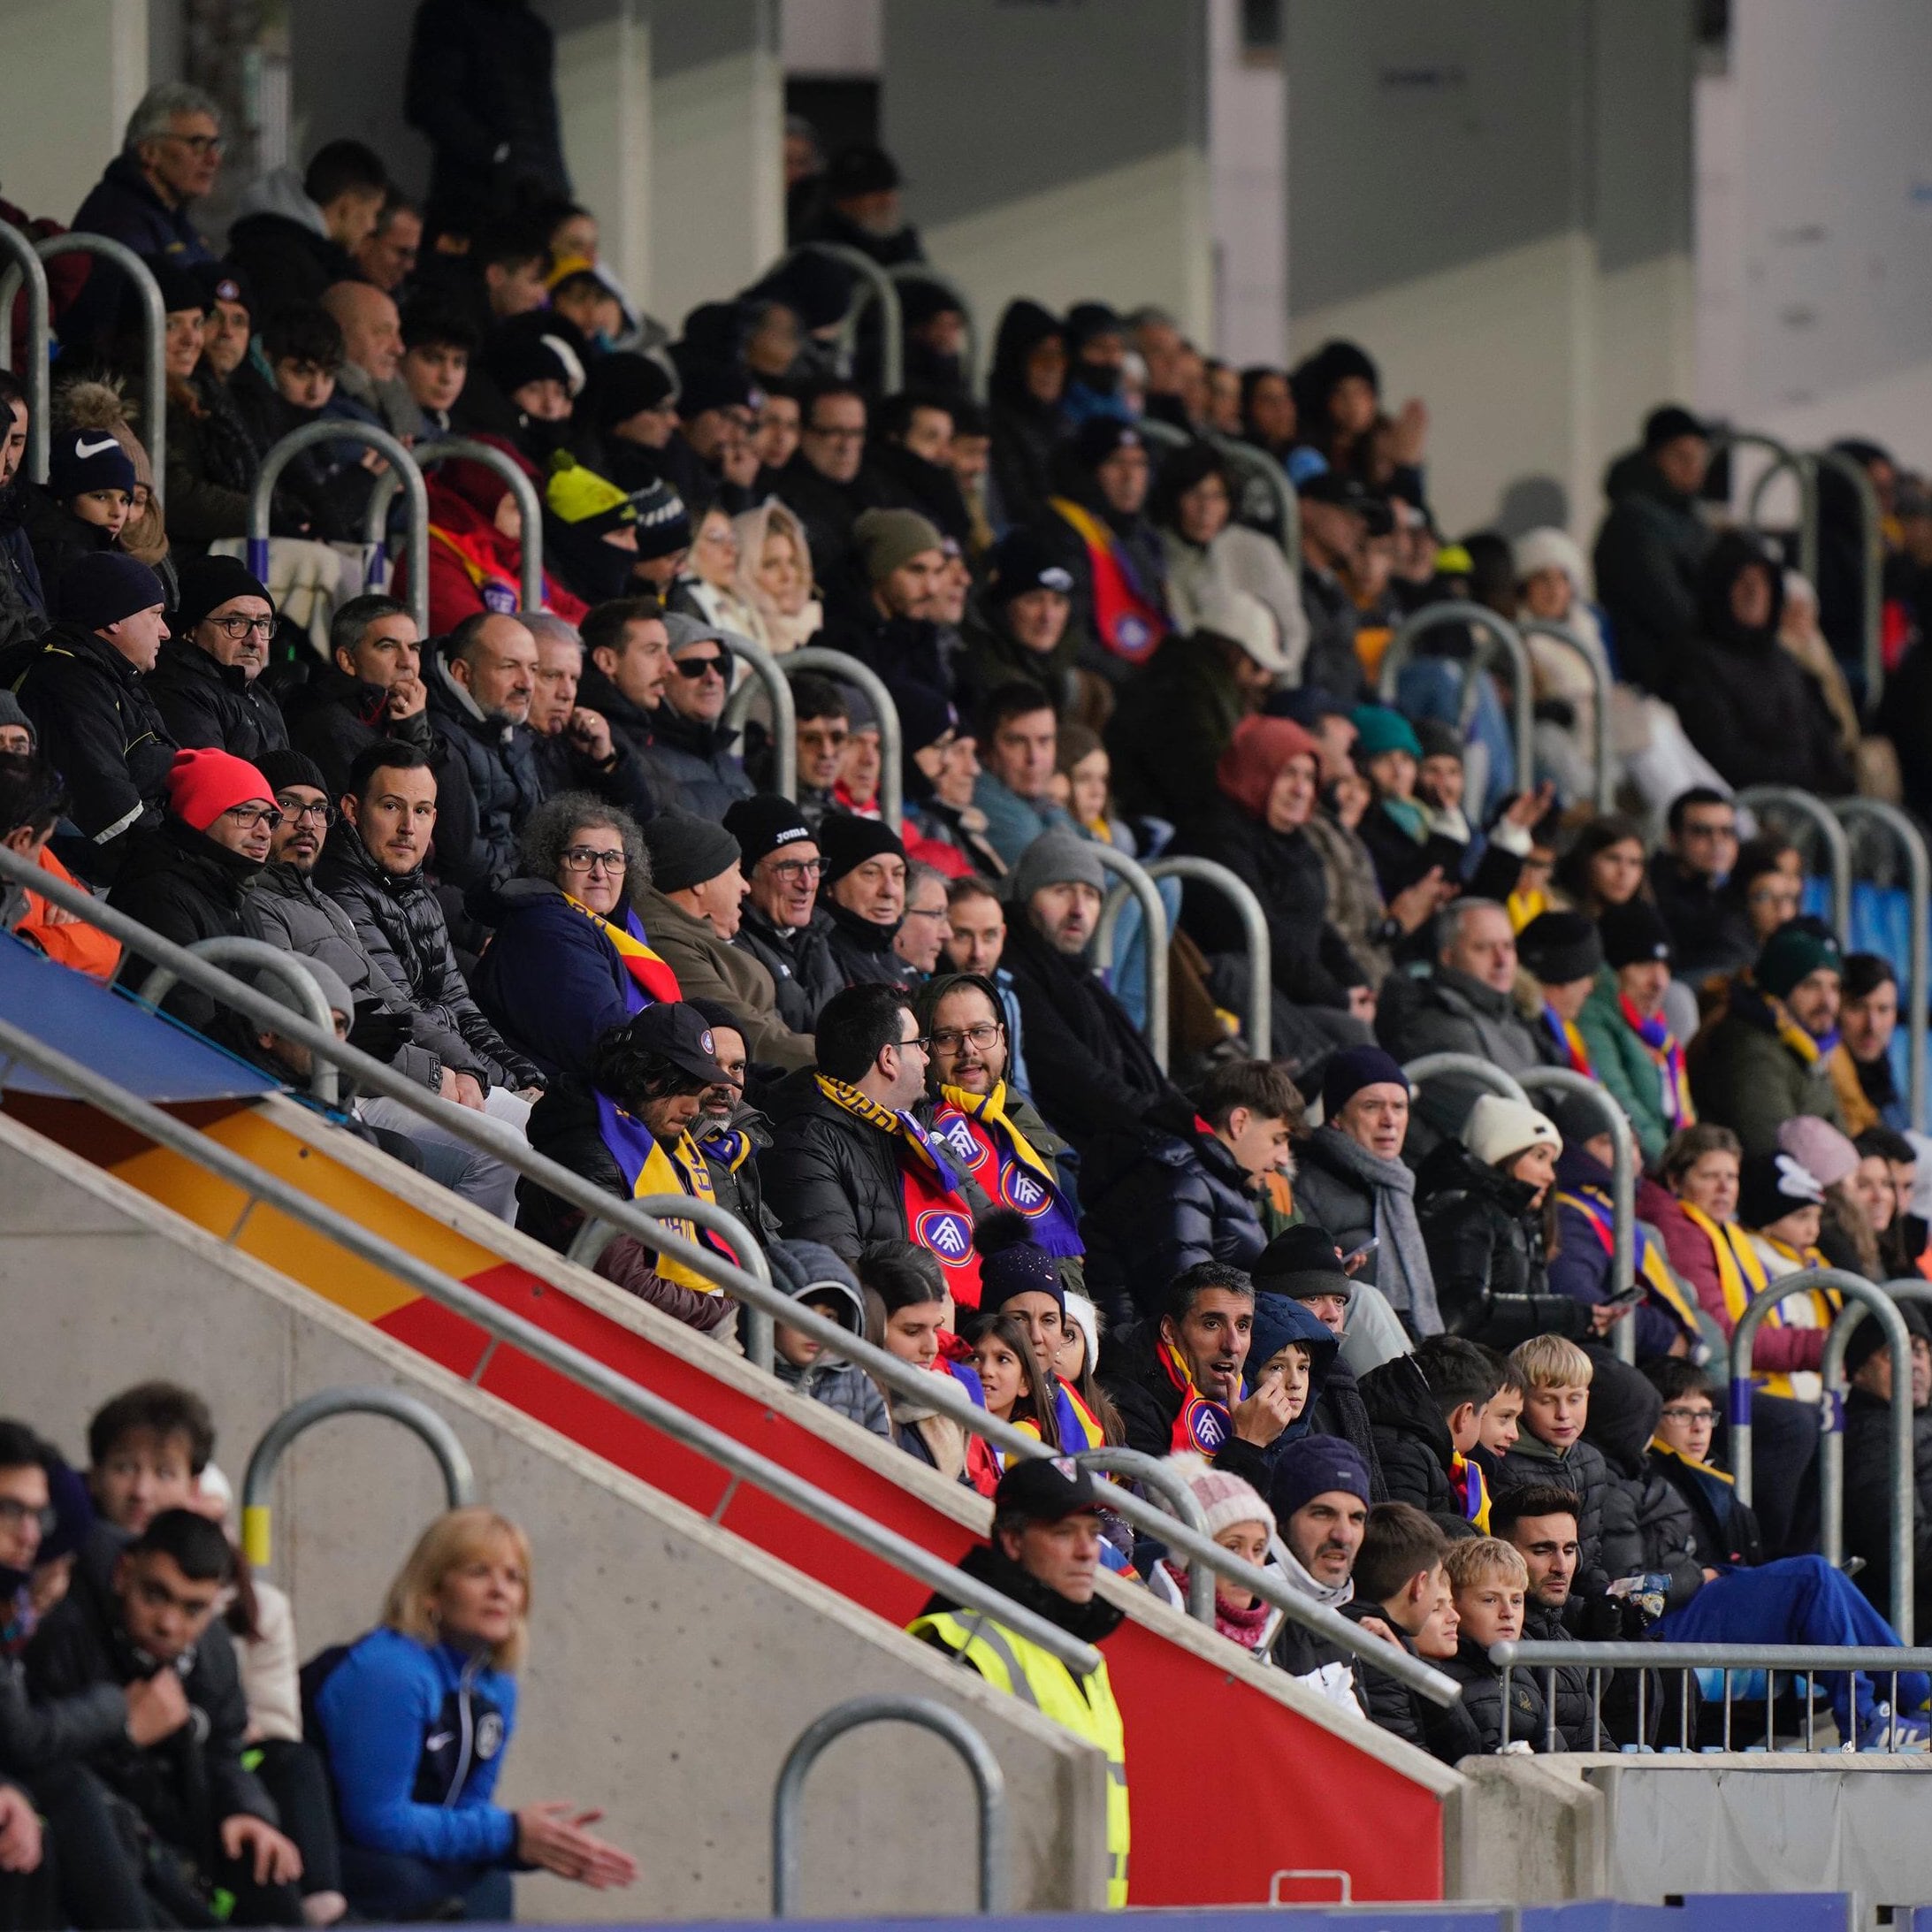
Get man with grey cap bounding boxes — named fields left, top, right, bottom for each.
left=636, top=614, right=754, bottom=818
left=998, top=829, right=1183, bottom=1152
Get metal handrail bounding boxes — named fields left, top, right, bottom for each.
left=719, top=629, right=799, bottom=810
left=566, top=1192, right=775, bottom=1373
left=1208, top=430, right=1302, bottom=574
left=241, top=1386, right=474, bottom=1569
left=1377, top=600, right=1535, bottom=797
left=0, top=233, right=166, bottom=500
left=249, top=419, right=430, bottom=635
left=1399, top=1052, right=1529, bottom=1105
left=1088, top=843, right=1172, bottom=1072
left=1142, top=855, right=1270, bottom=1058
left=1831, top=798, right=1928, bottom=1126
left=1736, top=785, right=1852, bottom=937
left=0, top=844, right=1460, bottom=1700
left=0, top=218, right=50, bottom=484
left=773, top=1696, right=1006, bottom=1914
left=138, top=935, right=340, bottom=1105
left=1730, top=1267, right=1913, bottom=1638
left=783, top=646, right=902, bottom=829
left=884, top=263, right=980, bottom=399
left=0, top=1008, right=1102, bottom=1675
left=778, top=243, right=903, bottom=393
left=1072, top=1446, right=1214, bottom=1624
left=1518, top=1067, right=1638, bottom=1364
left=1516, top=617, right=1614, bottom=812
left=1722, top=426, right=1817, bottom=583
left=368, top=437, right=545, bottom=611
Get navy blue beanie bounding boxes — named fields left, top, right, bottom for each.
left=1269, top=1434, right=1372, bottom=1523
left=49, top=426, right=137, bottom=503
left=1320, top=1044, right=1409, bottom=1120
left=974, top=1209, right=1063, bottom=1314
left=57, top=553, right=166, bottom=633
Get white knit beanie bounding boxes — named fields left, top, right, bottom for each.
left=1164, top=1453, right=1275, bottom=1541
left=1462, top=1093, right=1562, bottom=1169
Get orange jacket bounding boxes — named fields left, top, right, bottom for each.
left=16, top=847, right=121, bottom=981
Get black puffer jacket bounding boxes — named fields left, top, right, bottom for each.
left=1416, top=1137, right=1592, bottom=1348
left=1501, top=1432, right=1614, bottom=1576
left=760, top=1065, right=922, bottom=1261
left=736, top=903, right=844, bottom=1033
left=821, top=897, right=910, bottom=991
left=1520, top=1596, right=1665, bottom=1751
left=529, top=722, right=657, bottom=821
left=1175, top=800, right=1365, bottom=1011
left=284, top=665, right=443, bottom=802
left=1844, top=1384, right=1932, bottom=1628
left=636, top=704, right=754, bottom=820
left=427, top=654, right=544, bottom=890
left=1337, top=1599, right=1484, bottom=1764
left=1095, top=1316, right=1271, bottom=1488
left=312, top=821, right=540, bottom=1091
left=1357, top=1353, right=1457, bottom=1517
left=1439, top=1635, right=1567, bottom=1753
left=1591, top=446, right=1713, bottom=696
left=1303, top=1358, right=1390, bottom=1503
left=1079, top=1098, right=1266, bottom=1324
left=1585, top=1368, right=1699, bottom=1603
left=108, top=819, right=262, bottom=1033
left=143, top=637, right=289, bottom=763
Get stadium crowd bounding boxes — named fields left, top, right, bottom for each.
left=6, top=12, right=1932, bottom=1921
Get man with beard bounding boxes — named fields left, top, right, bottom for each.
left=1265, top=1436, right=1377, bottom=1715
left=724, top=794, right=842, bottom=1031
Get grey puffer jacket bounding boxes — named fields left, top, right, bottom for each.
left=768, top=1240, right=890, bottom=1437
left=1376, top=963, right=1553, bottom=1145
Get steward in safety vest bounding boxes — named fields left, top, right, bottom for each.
left=908, top=1457, right=1130, bottom=1906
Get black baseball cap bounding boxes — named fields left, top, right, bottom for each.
left=994, top=1455, right=1103, bottom=1523
left=625, top=1002, right=729, bottom=1087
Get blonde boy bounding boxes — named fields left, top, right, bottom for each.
left=1440, top=1537, right=1565, bottom=1749
left=1498, top=1334, right=1611, bottom=1570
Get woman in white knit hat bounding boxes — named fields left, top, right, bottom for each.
left=1146, top=1455, right=1284, bottom=1656
left=1415, top=1094, right=1597, bottom=1350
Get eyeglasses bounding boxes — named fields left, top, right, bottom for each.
left=561, top=846, right=628, bottom=874
left=929, top=1021, right=1003, bottom=1051
left=203, top=613, right=274, bottom=640
left=765, top=857, right=823, bottom=882
left=0, top=1499, right=55, bottom=1534
left=164, top=133, right=225, bottom=156
left=1659, top=1406, right=1715, bottom=1424
left=894, top=1033, right=932, bottom=1056
left=673, top=653, right=729, bottom=679
left=1681, top=820, right=1737, bottom=841
left=276, top=797, right=336, bottom=829
left=222, top=804, right=283, bottom=831
left=807, top=425, right=866, bottom=444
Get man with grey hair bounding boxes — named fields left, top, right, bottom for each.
left=522, top=609, right=656, bottom=818
left=890, top=859, right=951, bottom=980
left=73, top=82, right=222, bottom=267
left=999, top=830, right=1182, bottom=1151
left=1376, top=895, right=1547, bottom=1146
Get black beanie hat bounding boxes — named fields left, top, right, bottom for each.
left=144, top=253, right=213, bottom=316
left=255, top=748, right=329, bottom=798
left=172, top=554, right=274, bottom=635
left=986, top=528, right=1073, bottom=606
left=974, top=1210, right=1063, bottom=1315
left=1736, top=1149, right=1824, bottom=1233
left=1071, top=417, right=1142, bottom=471
left=722, top=793, right=813, bottom=869
left=1599, top=899, right=1675, bottom=970
left=818, top=812, right=906, bottom=886
left=487, top=331, right=571, bottom=395
left=630, top=477, right=692, bottom=562
left=1252, top=1223, right=1354, bottom=1305
left=1517, top=909, right=1604, bottom=986
left=57, top=554, right=165, bottom=633
left=1845, top=1298, right=1932, bottom=1378
left=589, top=351, right=675, bottom=430
left=640, top=807, right=741, bottom=894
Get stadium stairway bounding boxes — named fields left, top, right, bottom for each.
left=0, top=932, right=1464, bottom=1910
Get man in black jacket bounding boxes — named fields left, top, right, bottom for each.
left=146, top=555, right=288, bottom=763
left=577, top=596, right=672, bottom=761
left=725, top=793, right=843, bottom=1031
left=1647, top=788, right=1754, bottom=975
left=1841, top=1305, right=1932, bottom=1649
left=427, top=610, right=544, bottom=891
left=760, top=981, right=974, bottom=1267
left=997, top=830, right=1181, bottom=1154
left=27, top=1509, right=303, bottom=1926
left=818, top=812, right=909, bottom=989
left=523, top=610, right=656, bottom=819
left=1097, top=1262, right=1293, bottom=1485
left=637, top=616, right=754, bottom=819
left=1264, top=1434, right=1376, bottom=1713
left=15, top=554, right=176, bottom=877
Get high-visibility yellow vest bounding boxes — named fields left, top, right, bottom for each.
left=907, top=1608, right=1129, bottom=1906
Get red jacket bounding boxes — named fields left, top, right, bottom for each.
left=393, top=480, right=587, bottom=637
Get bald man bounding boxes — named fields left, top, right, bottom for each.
left=426, top=609, right=543, bottom=888
left=322, top=279, right=424, bottom=440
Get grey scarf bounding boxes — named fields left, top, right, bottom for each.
left=1311, top=1125, right=1442, bottom=1336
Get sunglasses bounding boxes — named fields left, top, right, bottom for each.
left=673, top=653, right=729, bottom=679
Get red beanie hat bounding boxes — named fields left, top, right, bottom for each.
left=166, top=747, right=274, bottom=832
left=1216, top=714, right=1318, bottom=820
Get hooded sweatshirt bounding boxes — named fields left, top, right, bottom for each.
left=768, top=1241, right=890, bottom=1438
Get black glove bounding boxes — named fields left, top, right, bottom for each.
left=347, top=1001, right=410, bottom=1061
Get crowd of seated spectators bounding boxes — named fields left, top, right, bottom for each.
left=9, top=20, right=1932, bottom=1918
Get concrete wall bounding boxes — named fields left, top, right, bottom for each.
left=0, top=0, right=150, bottom=225
left=0, top=1109, right=1108, bottom=1921
left=881, top=0, right=1213, bottom=344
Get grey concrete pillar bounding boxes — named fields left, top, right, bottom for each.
left=0, top=0, right=151, bottom=225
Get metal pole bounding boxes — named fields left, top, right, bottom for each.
left=241, top=1386, right=475, bottom=1569
left=1400, top=1053, right=1529, bottom=1105
left=714, top=630, right=798, bottom=810
left=1736, top=784, right=1853, bottom=939
left=369, top=438, right=546, bottom=612
left=1142, top=855, right=1271, bottom=1058
left=137, top=935, right=340, bottom=1104
left=1086, top=843, right=1171, bottom=1072
left=0, top=219, right=50, bottom=484
left=773, top=1697, right=1007, bottom=1914
left=0, top=844, right=1461, bottom=1701
left=1812, top=448, right=1887, bottom=714
left=250, top=419, right=430, bottom=636
left=1730, top=1267, right=1914, bottom=1638
left=1819, top=1300, right=1861, bottom=1569
left=885, top=263, right=981, bottom=400
left=781, top=243, right=904, bottom=393
left=1720, top=428, right=1817, bottom=586
left=1378, top=600, right=1536, bottom=798
left=1832, top=798, right=1928, bottom=1130
left=1207, top=431, right=1302, bottom=575
left=0, top=235, right=167, bottom=501
left=1073, top=1446, right=1215, bottom=1624
left=1516, top=617, right=1615, bottom=812
left=783, top=646, right=900, bottom=830
left=567, top=1195, right=776, bottom=1374
left=1519, top=1067, right=1638, bottom=1364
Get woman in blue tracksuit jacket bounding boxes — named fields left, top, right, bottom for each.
left=310, top=1508, right=636, bottom=1921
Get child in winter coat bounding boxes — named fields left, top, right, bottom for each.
left=1497, top=1334, right=1613, bottom=1571
left=1439, top=1536, right=1566, bottom=1751
left=769, top=1240, right=890, bottom=1438
left=1360, top=1335, right=1500, bottom=1530
left=26, top=426, right=137, bottom=618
